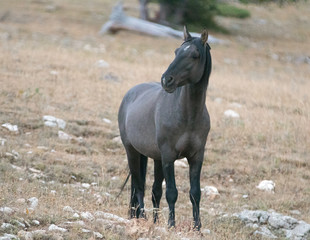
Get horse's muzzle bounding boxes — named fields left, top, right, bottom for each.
left=161, top=75, right=176, bottom=93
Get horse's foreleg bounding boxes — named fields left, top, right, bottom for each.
left=152, top=159, right=164, bottom=223
left=188, top=151, right=204, bottom=230
left=162, top=159, right=178, bottom=228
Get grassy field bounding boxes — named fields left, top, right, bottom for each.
left=0, top=0, right=309, bottom=239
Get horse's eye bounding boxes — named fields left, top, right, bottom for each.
left=192, top=51, right=200, bottom=59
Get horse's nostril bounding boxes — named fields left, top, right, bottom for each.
left=162, top=75, right=174, bottom=87
left=164, top=76, right=173, bottom=85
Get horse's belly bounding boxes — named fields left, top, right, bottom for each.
left=124, top=86, right=162, bottom=160
left=126, top=114, right=161, bottom=159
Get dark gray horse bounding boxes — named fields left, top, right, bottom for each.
left=118, top=26, right=212, bottom=230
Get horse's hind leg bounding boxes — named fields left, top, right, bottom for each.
left=152, top=159, right=164, bottom=223
left=138, top=154, right=148, bottom=218
left=125, top=145, right=147, bottom=219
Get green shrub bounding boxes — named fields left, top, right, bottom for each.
left=216, top=3, right=251, bottom=19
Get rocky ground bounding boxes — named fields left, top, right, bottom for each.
left=1, top=0, right=310, bottom=239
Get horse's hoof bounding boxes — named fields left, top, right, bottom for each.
left=168, top=220, right=176, bottom=229
left=193, top=222, right=201, bottom=231
left=138, top=209, right=147, bottom=219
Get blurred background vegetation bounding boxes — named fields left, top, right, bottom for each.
left=139, top=0, right=305, bottom=32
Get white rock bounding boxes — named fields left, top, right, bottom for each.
left=74, top=221, right=85, bottom=226
left=50, top=70, right=58, bottom=75
left=63, top=206, right=74, bottom=212
left=256, top=180, right=275, bottom=193
left=229, top=102, right=243, bottom=108
left=201, top=186, right=220, bottom=196
left=14, top=220, right=25, bottom=228
left=5, top=152, right=15, bottom=159
left=1, top=234, right=18, bottom=240
left=290, top=210, right=301, bottom=215
left=254, top=226, right=277, bottom=239
left=17, top=230, right=33, bottom=240
left=103, top=118, right=111, bottom=124
left=48, top=224, right=67, bottom=232
left=111, top=176, right=119, bottom=181
left=28, top=197, right=39, bottom=209
left=174, top=158, right=188, bottom=168
left=58, top=131, right=72, bottom=140
left=270, top=53, right=279, bottom=61
left=50, top=190, right=56, bottom=195
left=64, top=221, right=85, bottom=227
left=43, top=115, right=66, bottom=129
left=104, top=192, right=111, bottom=197
left=96, top=59, right=109, bottom=68
left=214, top=97, right=223, bottom=104
left=32, top=220, right=40, bottom=225
left=37, top=146, right=49, bottom=150
left=112, top=136, right=122, bottom=144
left=11, top=164, right=22, bottom=170
left=94, top=211, right=129, bottom=224
left=96, top=198, right=103, bottom=205
left=28, top=168, right=41, bottom=173
left=31, top=230, right=46, bottom=236
left=224, top=58, right=238, bottom=65
left=154, top=227, right=168, bottom=234
left=1, top=223, right=13, bottom=229
left=0, top=137, right=7, bottom=146
left=93, top=231, right=104, bottom=239
left=201, top=228, right=211, bottom=234
left=15, top=198, right=25, bottom=205
left=0, top=207, right=14, bottom=215
left=2, top=123, right=18, bottom=132
left=12, top=150, right=20, bottom=157
left=81, top=212, right=94, bottom=221
left=43, top=121, right=57, bottom=128
left=224, top=109, right=240, bottom=118
left=73, top=213, right=80, bottom=218
left=81, top=183, right=91, bottom=189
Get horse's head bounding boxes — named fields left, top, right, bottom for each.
left=161, top=26, right=210, bottom=93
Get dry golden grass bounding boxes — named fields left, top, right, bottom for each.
left=0, top=0, right=309, bottom=239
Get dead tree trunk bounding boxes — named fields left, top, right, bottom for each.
left=100, top=2, right=224, bottom=44
left=139, top=0, right=149, bottom=20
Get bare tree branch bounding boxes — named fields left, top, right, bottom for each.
left=99, top=2, right=225, bottom=44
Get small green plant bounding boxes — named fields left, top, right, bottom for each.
left=216, top=3, right=251, bottom=19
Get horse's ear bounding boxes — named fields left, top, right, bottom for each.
left=183, top=25, right=192, bottom=41
left=201, top=29, right=209, bottom=46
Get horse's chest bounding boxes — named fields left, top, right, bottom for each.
left=175, top=132, right=204, bottom=157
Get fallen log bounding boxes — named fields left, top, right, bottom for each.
left=100, top=2, right=224, bottom=44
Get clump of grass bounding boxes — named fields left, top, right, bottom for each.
left=216, top=3, right=251, bottom=19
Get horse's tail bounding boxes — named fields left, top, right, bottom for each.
left=115, top=171, right=131, bottom=200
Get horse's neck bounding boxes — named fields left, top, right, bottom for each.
left=178, top=84, right=207, bottom=121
